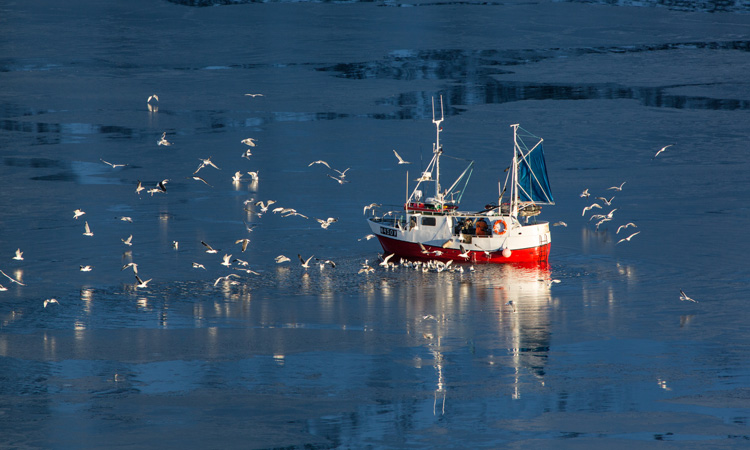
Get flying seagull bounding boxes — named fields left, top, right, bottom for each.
left=44, top=298, right=59, bottom=308
left=241, top=138, right=257, bottom=147
left=73, top=209, right=86, bottom=219
left=582, top=203, right=602, bottom=216
left=298, top=254, right=314, bottom=269
left=221, top=254, right=233, bottom=267
left=134, top=275, right=152, bottom=289
left=13, top=249, right=23, bottom=261
left=157, top=132, right=172, bottom=146
left=100, top=158, right=126, bottom=169
left=80, top=265, right=93, bottom=272
left=121, top=262, right=138, bottom=274
left=358, top=234, right=376, bottom=241
left=192, top=262, right=206, bottom=270
left=580, top=189, right=590, bottom=198
left=552, top=221, right=567, bottom=227
left=147, top=94, right=159, bottom=103
left=308, top=160, right=331, bottom=169
left=214, top=274, right=240, bottom=286
left=616, top=231, right=641, bottom=245
left=235, top=238, right=250, bottom=252
left=653, top=144, right=674, bottom=159
left=244, top=93, right=263, bottom=98
left=0, top=269, right=25, bottom=286
left=608, top=181, right=627, bottom=191
left=616, top=223, right=637, bottom=234
left=121, top=235, right=133, bottom=246
left=363, top=203, right=380, bottom=215
left=135, top=181, right=145, bottom=195
left=679, top=289, right=698, bottom=303
left=83, top=221, right=94, bottom=237
left=190, top=175, right=213, bottom=187
left=315, top=217, right=338, bottom=229
left=194, top=157, right=221, bottom=174
left=275, top=255, right=291, bottom=264
left=327, top=174, right=349, bottom=184
left=201, top=241, right=219, bottom=253
left=597, top=196, right=615, bottom=206
left=393, top=149, right=411, bottom=164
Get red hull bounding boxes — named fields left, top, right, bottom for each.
left=375, top=236, right=550, bottom=265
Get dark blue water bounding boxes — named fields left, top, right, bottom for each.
left=2, top=0, right=750, bottom=448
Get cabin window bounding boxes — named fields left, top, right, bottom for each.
left=421, top=217, right=436, bottom=226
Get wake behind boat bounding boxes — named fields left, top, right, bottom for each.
left=366, top=97, right=555, bottom=264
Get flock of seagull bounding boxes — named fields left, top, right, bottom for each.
left=3, top=100, right=697, bottom=307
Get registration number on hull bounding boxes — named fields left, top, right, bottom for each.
left=380, top=226, right=398, bottom=237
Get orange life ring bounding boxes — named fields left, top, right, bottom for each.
left=493, top=219, right=507, bottom=235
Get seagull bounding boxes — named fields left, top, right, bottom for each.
left=315, top=217, right=338, bottom=229
left=282, top=210, right=309, bottom=219
left=192, top=262, right=206, bottom=270
left=135, top=181, right=145, bottom=195
left=582, top=203, right=602, bottom=216
left=580, top=189, right=590, bottom=198
left=0, top=269, right=25, bottom=286
left=232, top=171, right=243, bottom=183
left=173, top=241, right=179, bottom=250
left=393, top=149, right=411, bottom=164
left=242, top=220, right=259, bottom=233
left=244, top=93, right=263, bottom=98
left=221, top=254, right=233, bottom=267
left=121, top=235, right=133, bottom=246
left=118, top=216, right=133, bottom=222
left=214, top=274, right=240, bottom=286
left=418, top=242, right=432, bottom=255
left=235, top=238, right=250, bottom=252
left=121, top=262, right=138, bottom=274
left=79, top=265, right=93, bottom=272
left=157, top=132, right=172, bottom=146
left=298, top=254, right=314, bottom=269
left=363, top=203, right=380, bottom=215
left=157, top=179, right=169, bottom=193
left=44, top=298, right=59, bottom=308
left=316, top=258, right=336, bottom=269
left=616, top=223, right=637, bottom=234
left=147, top=94, right=159, bottom=103
left=246, top=171, right=259, bottom=182
left=604, top=208, right=617, bottom=219
left=100, top=158, right=126, bottom=169
left=458, top=245, right=471, bottom=260
left=255, top=200, right=275, bottom=213
left=241, top=138, right=257, bottom=147
left=190, top=175, right=213, bottom=187
left=194, top=157, right=221, bottom=174
left=275, top=255, right=291, bottom=264
left=552, top=221, right=567, bottom=227
left=653, top=144, right=674, bottom=159
left=379, top=253, right=395, bottom=267
left=358, top=261, right=375, bottom=274
left=327, top=174, right=349, bottom=184
left=597, top=196, right=615, bottom=206
left=332, top=168, right=350, bottom=179
left=134, top=275, right=152, bottom=289
left=608, top=181, right=626, bottom=191
left=13, top=249, right=23, bottom=261
left=308, top=160, right=331, bottom=169
left=83, top=221, right=94, bottom=236
left=73, top=209, right=86, bottom=219
left=505, top=300, right=516, bottom=313
left=616, top=231, right=640, bottom=245
left=358, top=234, right=376, bottom=241
left=201, top=241, right=219, bottom=253
left=0, top=284, right=6, bottom=291
left=241, top=148, right=253, bottom=159
left=679, top=289, right=698, bottom=303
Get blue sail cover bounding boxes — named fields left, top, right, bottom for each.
left=518, top=141, right=554, bottom=204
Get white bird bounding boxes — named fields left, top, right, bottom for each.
left=393, top=149, right=411, bottom=164
left=552, top=222, right=567, bottom=227
left=308, top=160, right=331, bottom=169
left=135, top=181, right=144, bottom=195
left=616, top=231, right=641, bottom=245
left=608, top=181, right=626, bottom=191
left=298, top=254, right=314, bottom=269
left=192, top=262, right=206, bottom=270
left=190, top=175, right=213, bottom=187
left=0, top=269, right=25, bottom=286
left=679, top=289, right=698, bottom=303
left=201, top=241, right=219, bottom=253
left=358, top=234, right=376, bottom=241
left=242, top=220, right=259, bottom=233
left=580, top=189, right=590, bottom=198
left=505, top=300, right=516, bottom=313
left=235, top=239, right=250, bottom=252
left=275, top=255, right=291, bottom=264
left=73, top=209, right=86, bottom=219
left=458, top=245, right=471, bottom=260
left=118, top=216, right=133, bottom=222
left=582, top=203, right=602, bottom=216
left=333, top=168, right=350, bottom=179
left=214, top=274, right=240, bottom=286
left=379, top=253, right=395, bottom=267
left=327, top=174, right=349, bottom=184
left=363, top=203, right=380, bottom=215
left=255, top=200, right=275, bottom=213
left=232, top=171, right=243, bottom=183
left=80, top=265, right=93, bottom=272
left=315, top=217, right=338, bottom=229
left=157, top=132, right=172, bottom=146
left=121, top=235, right=133, bottom=246
left=134, top=275, right=152, bottom=289
left=244, top=93, right=263, bottom=98
left=597, top=196, right=615, bottom=206
left=13, top=249, right=23, bottom=261
left=246, top=171, right=259, bottom=182
left=83, top=221, right=94, bottom=236
left=44, top=298, right=59, bottom=308
left=653, top=144, right=674, bottom=159
left=172, top=241, right=179, bottom=250
left=316, top=258, right=336, bottom=269
left=121, top=262, right=138, bottom=274
left=241, top=138, right=257, bottom=147
left=221, top=254, right=233, bottom=267
left=0, top=284, right=6, bottom=291
left=616, top=223, right=637, bottom=234
left=241, top=148, right=253, bottom=159
left=156, top=179, right=169, bottom=193
left=604, top=208, right=617, bottom=219
left=194, top=157, right=220, bottom=174
left=147, top=94, right=159, bottom=103
left=100, top=158, right=126, bottom=169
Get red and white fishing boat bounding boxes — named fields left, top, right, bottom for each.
left=366, top=97, right=555, bottom=265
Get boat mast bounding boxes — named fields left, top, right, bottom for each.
left=432, top=96, right=444, bottom=202
left=510, top=123, right=519, bottom=218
